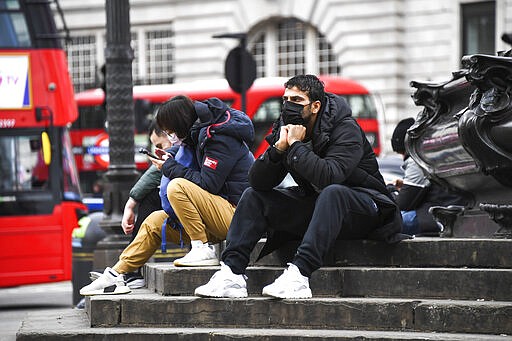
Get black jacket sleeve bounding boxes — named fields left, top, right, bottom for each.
left=286, top=119, right=364, bottom=190
left=248, top=145, right=288, bottom=191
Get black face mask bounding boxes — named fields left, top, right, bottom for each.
left=281, top=101, right=306, bottom=126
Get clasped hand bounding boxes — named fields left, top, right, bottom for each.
left=275, top=124, right=306, bottom=151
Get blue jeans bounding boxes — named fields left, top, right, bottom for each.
left=401, top=210, right=419, bottom=235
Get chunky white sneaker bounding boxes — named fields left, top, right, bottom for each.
left=194, top=262, right=248, bottom=298
left=89, top=271, right=145, bottom=289
left=89, top=271, right=101, bottom=281
left=173, top=241, right=220, bottom=267
left=123, top=272, right=145, bottom=289
left=80, top=267, right=131, bottom=296
left=262, top=263, right=312, bottom=299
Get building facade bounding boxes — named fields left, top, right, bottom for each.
left=55, top=0, right=511, bottom=153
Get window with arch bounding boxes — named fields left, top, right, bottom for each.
left=65, top=35, right=97, bottom=92
left=65, top=28, right=174, bottom=91
left=248, top=18, right=341, bottom=78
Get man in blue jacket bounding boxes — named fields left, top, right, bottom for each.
left=195, top=74, right=404, bottom=299
left=80, top=95, right=254, bottom=296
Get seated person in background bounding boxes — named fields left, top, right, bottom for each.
left=80, top=94, right=254, bottom=296
left=389, top=117, right=467, bottom=236
left=92, top=179, right=104, bottom=198
left=121, top=121, right=174, bottom=241
left=89, top=122, right=174, bottom=289
left=103, top=121, right=175, bottom=288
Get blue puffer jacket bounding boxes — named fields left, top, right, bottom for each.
left=161, top=98, right=255, bottom=205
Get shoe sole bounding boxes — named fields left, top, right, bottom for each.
left=261, top=288, right=312, bottom=299
left=80, top=285, right=131, bottom=296
left=194, top=287, right=248, bottom=298
left=125, top=279, right=145, bottom=289
left=174, top=259, right=220, bottom=267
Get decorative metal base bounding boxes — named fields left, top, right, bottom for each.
left=480, top=203, right=512, bottom=239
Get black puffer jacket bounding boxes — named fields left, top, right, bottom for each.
left=250, top=93, right=381, bottom=191
left=161, top=98, right=255, bottom=205
left=250, top=93, right=405, bottom=242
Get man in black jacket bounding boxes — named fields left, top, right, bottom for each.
left=195, top=75, right=404, bottom=299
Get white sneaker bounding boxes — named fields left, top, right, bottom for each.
left=262, top=263, right=312, bottom=299
left=90, top=270, right=145, bottom=289
left=123, top=272, right=145, bottom=289
left=80, top=267, right=131, bottom=296
left=173, top=241, right=220, bottom=267
left=89, top=271, right=101, bottom=281
left=194, top=262, right=248, bottom=298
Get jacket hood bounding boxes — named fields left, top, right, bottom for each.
left=193, top=98, right=254, bottom=147
left=311, top=93, right=352, bottom=151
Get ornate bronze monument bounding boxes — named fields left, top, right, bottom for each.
left=407, top=44, right=512, bottom=238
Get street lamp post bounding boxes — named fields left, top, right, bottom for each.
left=95, top=0, right=139, bottom=268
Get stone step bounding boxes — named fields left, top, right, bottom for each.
left=144, top=264, right=512, bottom=300
left=85, top=290, right=512, bottom=335
left=17, top=308, right=510, bottom=341
left=249, top=238, right=512, bottom=268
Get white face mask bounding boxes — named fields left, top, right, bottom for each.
left=166, top=132, right=182, bottom=146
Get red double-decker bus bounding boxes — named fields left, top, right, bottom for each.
left=0, top=0, right=86, bottom=287
left=73, top=75, right=381, bottom=195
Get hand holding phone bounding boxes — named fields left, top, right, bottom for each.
left=138, top=148, right=159, bottom=159
left=154, top=148, right=172, bottom=160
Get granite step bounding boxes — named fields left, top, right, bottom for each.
left=144, top=264, right=512, bottom=300
left=17, top=308, right=511, bottom=341
left=249, top=238, right=512, bottom=268
left=85, top=289, right=512, bottom=335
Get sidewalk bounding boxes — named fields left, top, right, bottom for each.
left=0, top=281, right=73, bottom=341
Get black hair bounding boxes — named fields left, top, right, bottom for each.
left=284, top=74, right=325, bottom=104
left=155, top=95, right=197, bottom=139
left=391, top=117, right=415, bottom=154
left=148, top=120, right=164, bottom=139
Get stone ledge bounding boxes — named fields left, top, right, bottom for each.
left=17, top=308, right=509, bottom=341
left=248, top=238, right=512, bottom=268
left=145, top=264, right=512, bottom=300
left=85, top=291, right=512, bottom=335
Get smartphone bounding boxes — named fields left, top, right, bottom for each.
left=138, top=148, right=159, bottom=159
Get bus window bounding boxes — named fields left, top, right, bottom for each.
left=251, top=97, right=282, bottom=150
left=0, top=1, right=32, bottom=48
left=252, top=97, right=282, bottom=122
left=0, top=134, right=49, bottom=191
left=339, top=94, right=379, bottom=150
left=73, top=105, right=106, bottom=130
left=340, top=94, right=378, bottom=119
left=134, top=99, right=155, bottom=133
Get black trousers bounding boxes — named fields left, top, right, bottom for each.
left=222, top=184, right=380, bottom=277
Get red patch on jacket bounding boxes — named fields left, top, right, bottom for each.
left=203, top=156, right=218, bottom=170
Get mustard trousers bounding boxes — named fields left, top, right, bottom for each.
left=113, top=178, right=236, bottom=273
